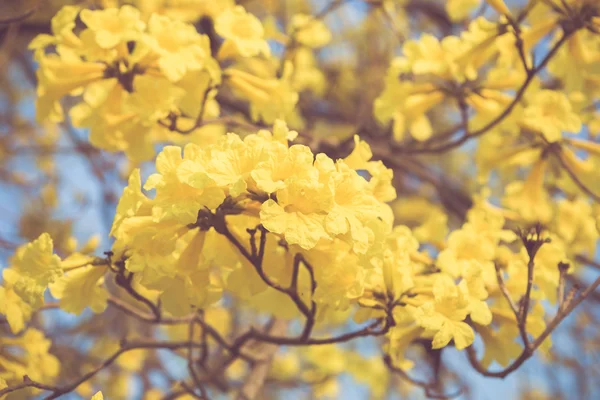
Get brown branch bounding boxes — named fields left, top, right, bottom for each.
left=518, top=249, right=536, bottom=348
left=113, top=261, right=162, bottom=321
left=384, top=355, right=462, bottom=399
left=0, top=340, right=207, bottom=398
left=467, top=272, right=600, bottom=378
left=577, top=256, right=600, bottom=270
left=106, top=295, right=257, bottom=363
left=235, top=319, right=287, bottom=400
left=508, top=18, right=532, bottom=74
left=494, top=263, right=520, bottom=317
left=187, top=315, right=208, bottom=399
left=0, top=6, right=37, bottom=24
left=159, top=84, right=217, bottom=134
left=200, top=318, right=388, bottom=394
left=0, top=376, right=55, bottom=397
left=159, top=115, right=261, bottom=134
left=552, top=146, right=600, bottom=203
left=370, top=145, right=473, bottom=219
left=213, top=209, right=317, bottom=340
left=398, top=31, right=572, bottom=154
left=180, top=381, right=206, bottom=399
left=557, top=262, right=570, bottom=311
left=234, top=318, right=387, bottom=347
left=106, top=297, right=190, bottom=324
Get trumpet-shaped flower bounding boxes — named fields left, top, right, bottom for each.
left=288, top=14, right=332, bottom=48
left=226, top=63, right=299, bottom=123
left=0, top=234, right=62, bottom=333
left=2, top=233, right=62, bottom=307
left=521, top=90, right=582, bottom=142
left=80, top=5, right=145, bottom=49
left=414, top=275, right=474, bottom=350
left=260, top=177, right=333, bottom=250
left=30, top=5, right=222, bottom=161
left=215, top=6, right=270, bottom=59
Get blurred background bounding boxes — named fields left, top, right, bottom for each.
left=1, top=0, right=599, bottom=399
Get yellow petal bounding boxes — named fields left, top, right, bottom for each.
left=485, top=0, right=511, bottom=15
left=91, top=391, right=104, bottom=400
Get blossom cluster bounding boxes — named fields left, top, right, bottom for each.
left=2, top=0, right=600, bottom=398
left=29, top=3, right=333, bottom=162
left=109, top=122, right=396, bottom=315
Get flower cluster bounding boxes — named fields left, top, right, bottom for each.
left=28, top=3, right=336, bottom=162
left=374, top=16, right=521, bottom=141
left=0, top=234, right=61, bottom=333
left=29, top=5, right=221, bottom=161
left=109, top=121, right=395, bottom=315
left=2, top=0, right=600, bottom=398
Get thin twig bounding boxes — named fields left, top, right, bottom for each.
left=467, top=273, right=600, bottom=378
left=0, top=340, right=208, bottom=398
left=384, top=355, right=462, bottom=399
left=398, top=32, right=571, bottom=154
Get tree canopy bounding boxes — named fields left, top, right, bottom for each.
left=1, top=0, right=600, bottom=399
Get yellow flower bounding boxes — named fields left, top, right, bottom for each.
left=215, top=5, right=270, bottom=59
left=521, top=90, right=582, bottom=142
left=28, top=5, right=82, bottom=52
left=477, top=324, right=522, bottom=368
left=374, top=78, right=443, bottom=141
left=228, top=224, right=294, bottom=301
left=437, top=228, right=494, bottom=278
left=141, top=230, right=223, bottom=316
left=446, top=0, right=480, bottom=21
left=33, top=52, right=106, bottom=123
left=130, top=0, right=235, bottom=21
left=260, top=176, right=333, bottom=250
left=386, top=322, right=425, bottom=370
left=459, top=262, right=492, bottom=325
left=49, top=258, right=109, bottom=315
left=111, top=169, right=153, bottom=237
left=392, top=197, right=448, bottom=245
left=225, top=63, right=299, bottom=123
left=270, top=353, right=301, bottom=381
left=2, top=233, right=62, bottom=308
left=80, top=5, right=145, bottom=49
left=485, top=0, right=511, bottom=15
left=438, top=200, right=515, bottom=279
left=414, top=275, right=474, bottom=350
left=0, top=286, right=33, bottom=333
left=403, top=34, right=470, bottom=80
left=307, top=240, right=367, bottom=308
left=380, top=247, right=415, bottom=302
left=205, top=130, right=300, bottom=196
left=290, top=47, right=327, bottom=95
left=0, top=329, right=60, bottom=385
left=30, top=5, right=222, bottom=161
left=288, top=14, right=332, bottom=48
left=554, top=198, right=598, bottom=255
left=112, top=210, right=224, bottom=315
left=247, top=127, right=312, bottom=193
left=72, top=72, right=193, bottom=161
left=502, top=158, right=553, bottom=223
left=324, top=162, right=389, bottom=254
left=453, top=17, right=503, bottom=80
left=110, top=127, right=341, bottom=313
left=466, top=89, right=513, bottom=117
left=147, top=13, right=219, bottom=82
left=144, top=146, right=225, bottom=224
